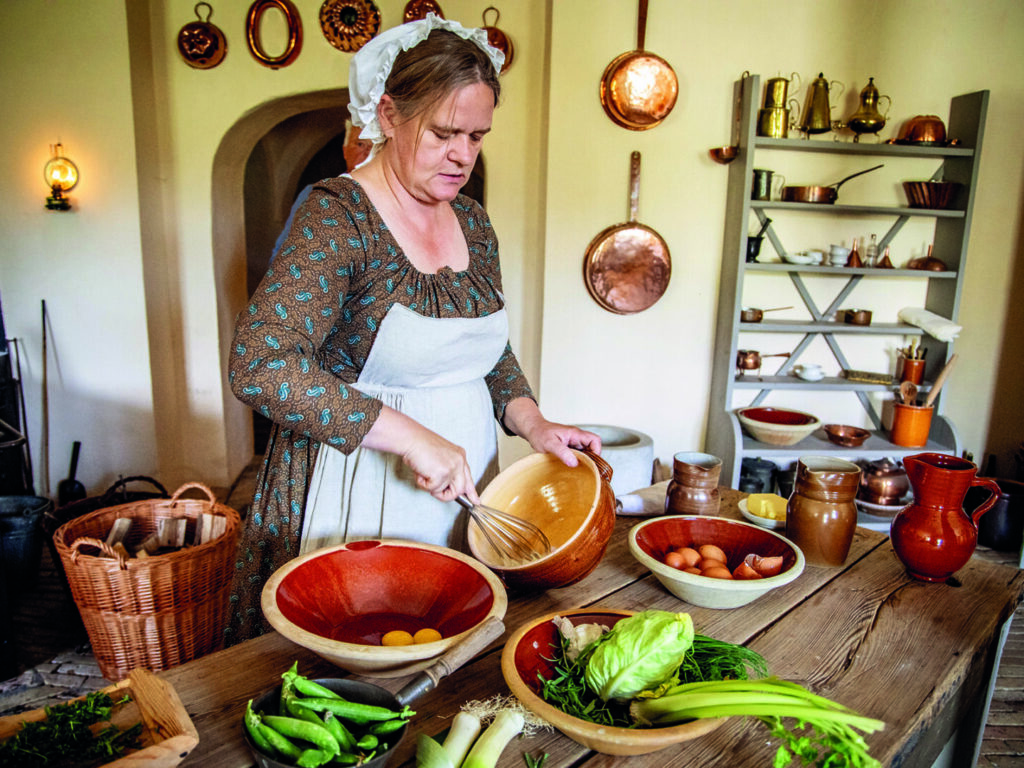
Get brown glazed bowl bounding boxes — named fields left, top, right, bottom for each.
left=262, top=539, right=506, bottom=677
left=737, top=407, right=821, bottom=447
left=824, top=424, right=871, bottom=448
left=470, top=450, right=616, bottom=591
left=502, top=609, right=725, bottom=755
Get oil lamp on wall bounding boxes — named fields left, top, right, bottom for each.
left=44, top=143, right=79, bottom=211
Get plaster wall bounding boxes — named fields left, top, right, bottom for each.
left=540, top=0, right=1024, bottom=474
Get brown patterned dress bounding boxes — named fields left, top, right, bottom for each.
left=225, top=176, right=534, bottom=643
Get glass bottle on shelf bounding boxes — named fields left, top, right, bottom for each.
left=865, top=234, right=879, bottom=267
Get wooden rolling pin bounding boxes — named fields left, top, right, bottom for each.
left=924, top=353, right=958, bottom=408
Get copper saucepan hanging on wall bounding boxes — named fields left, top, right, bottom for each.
left=481, top=7, right=513, bottom=73
left=599, top=0, right=678, bottom=130
left=583, top=151, right=671, bottom=315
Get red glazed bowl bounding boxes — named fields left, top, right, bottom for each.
left=469, top=450, right=616, bottom=591
left=262, top=539, right=506, bottom=677
left=737, top=406, right=821, bottom=447
left=501, top=609, right=724, bottom=755
left=628, top=516, right=804, bottom=608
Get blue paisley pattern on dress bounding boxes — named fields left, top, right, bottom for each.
left=225, top=176, right=534, bottom=644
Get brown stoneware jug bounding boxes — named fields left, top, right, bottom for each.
left=786, top=457, right=861, bottom=566
left=890, top=453, right=1002, bottom=582
left=665, top=452, right=721, bottom=516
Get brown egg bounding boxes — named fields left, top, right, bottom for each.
left=747, top=553, right=785, bottom=577
left=697, top=557, right=727, bottom=571
left=701, top=565, right=733, bottom=579
left=673, top=547, right=701, bottom=568
left=664, top=551, right=686, bottom=570
left=683, top=566, right=702, bottom=575
left=698, top=544, right=728, bottom=564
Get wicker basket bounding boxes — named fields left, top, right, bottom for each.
left=52, top=482, right=241, bottom=681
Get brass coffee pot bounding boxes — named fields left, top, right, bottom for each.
left=798, top=72, right=844, bottom=136
left=844, top=77, right=892, bottom=142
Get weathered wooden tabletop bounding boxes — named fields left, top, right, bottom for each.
left=163, top=485, right=1024, bottom=768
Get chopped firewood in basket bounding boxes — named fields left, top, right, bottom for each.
left=194, top=512, right=227, bottom=545
left=105, top=518, right=133, bottom=546
left=158, top=518, right=187, bottom=548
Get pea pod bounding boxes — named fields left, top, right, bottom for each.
left=262, top=714, right=341, bottom=756
left=369, top=717, right=409, bottom=735
left=283, top=667, right=344, bottom=700
left=322, top=711, right=356, bottom=751
left=291, top=697, right=414, bottom=724
left=257, top=721, right=303, bottom=760
left=356, top=733, right=379, bottom=751
left=244, top=700, right=277, bottom=755
left=297, top=748, right=334, bottom=768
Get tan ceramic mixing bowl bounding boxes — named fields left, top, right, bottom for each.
left=468, top=450, right=616, bottom=590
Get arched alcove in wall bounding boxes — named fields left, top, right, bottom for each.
left=211, top=89, right=487, bottom=471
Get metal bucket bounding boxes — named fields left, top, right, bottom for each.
left=0, top=495, right=51, bottom=590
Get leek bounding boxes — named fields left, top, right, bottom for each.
left=460, top=709, right=525, bottom=768
left=416, top=733, right=455, bottom=768
left=442, top=711, right=482, bottom=766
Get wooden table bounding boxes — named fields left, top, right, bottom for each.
left=163, top=485, right=1024, bottom=768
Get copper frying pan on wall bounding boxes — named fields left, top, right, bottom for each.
left=599, top=0, right=678, bottom=130
left=583, top=151, right=671, bottom=314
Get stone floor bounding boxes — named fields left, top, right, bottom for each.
left=1, top=466, right=1022, bottom=767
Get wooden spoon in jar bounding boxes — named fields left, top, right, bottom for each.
left=900, top=380, right=919, bottom=405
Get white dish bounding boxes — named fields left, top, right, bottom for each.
left=855, top=496, right=910, bottom=518
left=738, top=498, right=786, bottom=530
left=782, top=252, right=815, bottom=265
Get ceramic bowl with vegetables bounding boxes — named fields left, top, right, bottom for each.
left=262, top=539, right=507, bottom=677
left=502, top=609, right=727, bottom=755
left=502, top=608, right=884, bottom=762
left=628, top=516, right=805, bottom=608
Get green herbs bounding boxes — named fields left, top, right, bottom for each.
left=0, top=690, right=143, bottom=768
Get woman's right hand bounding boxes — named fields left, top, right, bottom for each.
left=361, top=405, right=479, bottom=503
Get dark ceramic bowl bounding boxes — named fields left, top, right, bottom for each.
left=243, top=678, right=403, bottom=768
left=737, top=407, right=820, bottom=447
left=501, top=609, right=725, bottom=755
left=262, top=540, right=506, bottom=677
left=824, top=424, right=871, bottom=447
left=628, top=515, right=804, bottom=608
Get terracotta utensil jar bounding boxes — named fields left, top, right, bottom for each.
left=665, top=452, right=721, bottom=516
left=891, top=453, right=1002, bottom=582
left=786, top=457, right=861, bottom=567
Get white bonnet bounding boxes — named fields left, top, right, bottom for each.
left=347, top=13, right=504, bottom=155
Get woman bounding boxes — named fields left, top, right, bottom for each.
left=226, top=14, right=600, bottom=642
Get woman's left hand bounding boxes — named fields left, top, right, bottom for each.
left=504, top=398, right=602, bottom=467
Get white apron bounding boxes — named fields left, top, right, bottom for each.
left=300, top=302, right=508, bottom=553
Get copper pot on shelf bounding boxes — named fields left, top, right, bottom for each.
left=857, top=458, right=910, bottom=506
left=736, top=349, right=790, bottom=371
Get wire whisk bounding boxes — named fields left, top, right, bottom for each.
left=456, top=495, right=552, bottom=565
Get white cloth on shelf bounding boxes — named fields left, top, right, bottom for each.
left=898, top=307, right=962, bottom=342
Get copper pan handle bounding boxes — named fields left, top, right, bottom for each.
left=628, top=151, right=641, bottom=223
left=636, top=0, right=648, bottom=50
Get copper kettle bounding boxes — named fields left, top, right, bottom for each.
left=798, top=73, right=844, bottom=136
left=857, top=457, right=910, bottom=505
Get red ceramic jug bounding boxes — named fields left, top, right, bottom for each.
left=890, top=453, right=1002, bottom=582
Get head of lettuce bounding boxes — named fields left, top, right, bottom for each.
left=584, top=610, right=695, bottom=701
